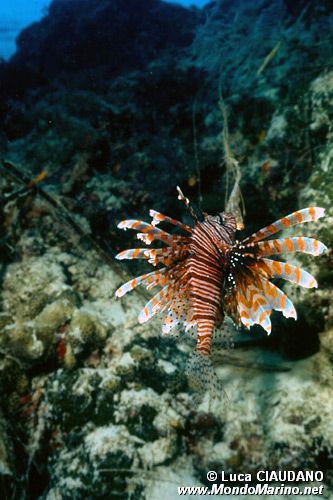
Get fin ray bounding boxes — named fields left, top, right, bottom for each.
left=117, top=220, right=176, bottom=245
left=115, top=268, right=167, bottom=297
left=150, top=210, right=192, bottom=233
left=262, top=258, right=317, bottom=288
left=260, top=277, right=297, bottom=319
left=138, top=285, right=171, bottom=323
left=256, top=237, right=327, bottom=257
left=115, top=248, right=150, bottom=260
left=244, top=207, right=325, bottom=243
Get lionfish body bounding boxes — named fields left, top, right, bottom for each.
left=115, top=192, right=327, bottom=360
left=186, top=214, right=236, bottom=354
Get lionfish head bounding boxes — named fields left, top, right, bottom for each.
left=206, top=212, right=237, bottom=237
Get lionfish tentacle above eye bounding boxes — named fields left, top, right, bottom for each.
left=115, top=193, right=326, bottom=367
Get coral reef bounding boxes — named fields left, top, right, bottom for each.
left=0, top=0, right=332, bottom=497
left=1, top=236, right=333, bottom=497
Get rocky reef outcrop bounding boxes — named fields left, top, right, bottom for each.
left=12, top=0, right=198, bottom=81
left=0, top=0, right=332, bottom=498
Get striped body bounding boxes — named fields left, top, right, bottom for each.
left=188, top=217, right=233, bottom=354
left=115, top=199, right=327, bottom=362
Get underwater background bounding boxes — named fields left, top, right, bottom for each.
left=0, top=0, right=332, bottom=498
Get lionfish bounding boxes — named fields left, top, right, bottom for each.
left=115, top=188, right=326, bottom=393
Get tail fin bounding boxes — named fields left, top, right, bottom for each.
left=186, top=352, right=220, bottom=406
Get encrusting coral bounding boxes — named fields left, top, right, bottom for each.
left=0, top=0, right=332, bottom=497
